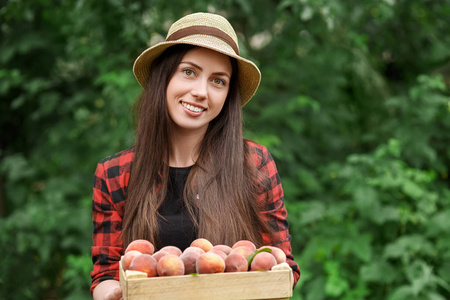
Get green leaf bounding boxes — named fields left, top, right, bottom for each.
left=402, top=180, right=424, bottom=199
left=246, top=247, right=272, bottom=267
left=0, top=154, right=35, bottom=182
left=299, top=201, right=326, bottom=225
left=360, top=260, right=398, bottom=283
left=427, top=210, right=450, bottom=236
left=324, top=261, right=349, bottom=297
left=388, top=286, right=415, bottom=300
left=305, top=276, right=327, bottom=300
left=340, top=231, right=373, bottom=262
left=384, top=235, right=435, bottom=263
left=426, top=292, right=447, bottom=300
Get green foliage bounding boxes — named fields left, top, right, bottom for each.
left=1, top=0, right=449, bottom=299
left=287, top=138, right=450, bottom=300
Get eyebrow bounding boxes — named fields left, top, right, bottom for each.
left=180, top=61, right=231, bottom=78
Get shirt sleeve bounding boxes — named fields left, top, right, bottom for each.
left=90, top=160, right=124, bottom=294
left=253, top=143, right=301, bottom=287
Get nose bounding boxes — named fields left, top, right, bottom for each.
left=190, top=78, right=207, bottom=100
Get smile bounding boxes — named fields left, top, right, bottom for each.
left=181, top=101, right=205, bottom=113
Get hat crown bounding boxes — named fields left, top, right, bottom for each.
left=166, top=13, right=239, bottom=53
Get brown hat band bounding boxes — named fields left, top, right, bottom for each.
left=166, top=25, right=239, bottom=55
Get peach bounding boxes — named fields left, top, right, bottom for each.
left=183, top=246, right=205, bottom=256
left=125, top=239, right=155, bottom=255
left=250, top=252, right=277, bottom=271
left=232, top=240, right=256, bottom=252
left=196, top=252, right=225, bottom=274
left=159, top=245, right=182, bottom=256
left=190, top=238, right=214, bottom=252
left=157, top=254, right=185, bottom=276
left=225, top=253, right=248, bottom=272
left=180, top=251, right=201, bottom=274
left=152, top=250, right=169, bottom=262
left=258, top=246, right=287, bottom=264
left=208, top=248, right=227, bottom=261
left=129, top=254, right=157, bottom=277
left=212, top=244, right=232, bottom=255
left=229, top=246, right=254, bottom=259
left=122, top=250, right=142, bottom=270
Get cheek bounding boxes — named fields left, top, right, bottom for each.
left=166, top=73, right=183, bottom=99
left=166, top=80, right=175, bottom=100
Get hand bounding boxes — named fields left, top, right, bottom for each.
left=104, top=286, right=123, bottom=300
left=93, top=280, right=122, bottom=300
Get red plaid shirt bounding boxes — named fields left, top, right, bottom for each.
left=90, top=140, right=300, bottom=293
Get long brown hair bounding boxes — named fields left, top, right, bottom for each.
left=122, top=44, right=270, bottom=249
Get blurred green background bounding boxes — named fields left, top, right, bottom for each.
left=1, top=0, right=449, bottom=299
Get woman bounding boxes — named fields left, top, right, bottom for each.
left=91, top=12, right=300, bottom=300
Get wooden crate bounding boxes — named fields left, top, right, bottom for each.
left=119, top=257, right=293, bottom=300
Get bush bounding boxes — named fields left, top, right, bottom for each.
left=1, top=0, right=449, bottom=299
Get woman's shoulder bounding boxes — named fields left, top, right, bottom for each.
left=245, top=139, right=274, bottom=167
left=245, top=139, right=271, bottom=151
left=97, top=146, right=135, bottom=170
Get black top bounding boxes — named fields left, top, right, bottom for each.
left=157, top=165, right=197, bottom=251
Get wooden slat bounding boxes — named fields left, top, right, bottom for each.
left=119, top=260, right=128, bottom=300
left=120, top=256, right=293, bottom=300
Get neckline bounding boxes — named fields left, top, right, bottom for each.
left=169, top=165, right=194, bottom=170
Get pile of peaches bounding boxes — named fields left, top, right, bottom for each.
left=122, top=238, right=287, bottom=277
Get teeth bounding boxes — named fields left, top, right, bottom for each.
left=182, top=102, right=205, bottom=112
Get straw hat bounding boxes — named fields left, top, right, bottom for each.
left=133, top=12, right=261, bottom=106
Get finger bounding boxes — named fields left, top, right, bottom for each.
left=105, top=287, right=122, bottom=300
left=113, top=287, right=122, bottom=300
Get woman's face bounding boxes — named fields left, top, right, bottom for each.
left=166, top=47, right=232, bottom=135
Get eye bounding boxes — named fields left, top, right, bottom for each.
left=213, top=78, right=225, bottom=85
left=183, top=68, right=195, bottom=76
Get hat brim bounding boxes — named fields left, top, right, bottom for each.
left=133, top=40, right=261, bottom=107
